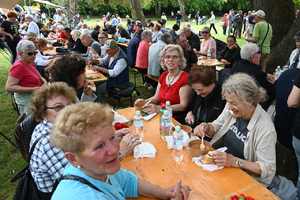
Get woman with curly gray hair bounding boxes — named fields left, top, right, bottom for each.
left=135, top=44, right=192, bottom=123
left=194, top=73, right=276, bottom=188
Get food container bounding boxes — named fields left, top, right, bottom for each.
left=170, top=125, right=192, bottom=137
left=134, top=102, right=147, bottom=113
left=188, top=140, right=211, bottom=158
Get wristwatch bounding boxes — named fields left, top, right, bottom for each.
left=238, top=158, right=244, bottom=167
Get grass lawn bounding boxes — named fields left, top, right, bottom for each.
left=0, top=16, right=295, bottom=199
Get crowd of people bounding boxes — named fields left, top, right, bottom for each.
left=2, top=7, right=300, bottom=200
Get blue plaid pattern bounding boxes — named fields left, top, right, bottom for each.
left=29, top=120, right=69, bottom=193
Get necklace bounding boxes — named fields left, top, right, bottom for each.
left=105, top=175, right=109, bottom=183
left=168, top=70, right=180, bottom=87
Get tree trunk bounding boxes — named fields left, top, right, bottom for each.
left=155, top=0, right=161, bottom=18
left=57, top=0, right=78, bottom=27
left=177, top=0, right=185, bottom=18
left=128, top=0, right=147, bottom=26
left=253, top=0, right=296, bottom=72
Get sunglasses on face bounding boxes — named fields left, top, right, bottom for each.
left=164, top=55, right=180, bottom=59
left=24, top=51, right=38, bottom=56
left=253, top=50, right=261, bottom=56
left=202, top=31, right=209, bottom=34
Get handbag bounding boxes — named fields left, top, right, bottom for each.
left=220, top=21, right=225, bottom=27
left=11, top=134, right=47, bottom=200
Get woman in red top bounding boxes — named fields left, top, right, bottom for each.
left=135, top=45, right=192, bottom=123
left=222, top=13, right=229, bottom=36
left=5, top=40, right=47, bottom=113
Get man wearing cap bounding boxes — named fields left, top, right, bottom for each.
left=26, top=14, right=40, bottom=37
left=127, top=21, right=136, bottom=35
left=147, top=19, right=154, bottom=28
left=117, top=23, right=131, bottom=39
left=90, top=39, right=129, bottom=102
left=283, top=32, right=300, bottom=70
left=246, top=10, right=273, bottom=72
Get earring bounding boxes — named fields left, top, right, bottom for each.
left=77, top=165, right=81, bottom=169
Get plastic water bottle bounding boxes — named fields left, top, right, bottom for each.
left=207, top=49, right=211, bottom=63
left=173, top=126, right=183, bottom=162
left=88, top=47, right=93, bottom=58
left=161, top=110, right=171, bottom=140
left=166, top=101, right=172, bottom=119
left=159, top=105, right=167, bottom=136
left=134, top=111, right=143, bottom=140
left=275, top=66, right=282, bottom=79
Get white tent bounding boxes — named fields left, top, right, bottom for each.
left=32, top=0, right=64, bottom=8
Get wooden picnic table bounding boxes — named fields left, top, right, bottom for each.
left=197, top=57, right=226, bottom=67
left=85, top=65, right=107, bottom=82
left=116, top=107, right=279, bottom=200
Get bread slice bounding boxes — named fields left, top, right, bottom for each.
left=201, top=153, right=216, bottom=165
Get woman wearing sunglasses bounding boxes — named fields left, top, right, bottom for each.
left=28, top=82, right=141, bottom=199
left=135, top=45, right=192, bottom=124
left=193, top=27, right=216, bottom=58
left=5, top=40, right=47, bottom=113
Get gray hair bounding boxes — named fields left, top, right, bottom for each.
left=160, top=32, right=172, bottom=43
left=57, top=25, right=64, bottom=31
left=56, top=8, right=61, bottom=12
left=16, top=40, right=36, bottom=53
left=25, top=14, right=34, bottom=20
left=240, top=43, right=260, bottom=60
left=184, top=23, right=191, bottom=28
left=117, top=23, right=123, bottom=28
left=80, top=31, right=91, bottom=38
left=71, top=30, right=81, bottom=40
left=142, top=30, right=152, bottom=40
left=106, top=22, right=111, bottom=26
left=159, top=44, right=187, bottom=70
left=222, top=73, right=267, bottom=106
left=183, top=26, right=191, bottom=32
left=27, top=32, right=37, bottom=37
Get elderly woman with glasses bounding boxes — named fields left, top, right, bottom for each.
left=5, top=40, right=47, bottom=113
left=51, top=102, right=191, bottom=200
left=193, top=27, right=216, bottom=58
left=194, top=73, right=276, bottom=188
left=29, top=82, right=142, bottom=199
left=135, top=45, right=193, bottom=123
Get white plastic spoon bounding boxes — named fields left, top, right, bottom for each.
left=200, top=126, right=205, bottom=150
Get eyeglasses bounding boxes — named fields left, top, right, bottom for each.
left=46, top=102, right=73, bottom=112
left=24, top=51, right=38, bottom=56
left=252, top=50, right=261, bottom=56
left=164, top=55, right=180, bottom=59
left=202, top=31, right=209, bottom=34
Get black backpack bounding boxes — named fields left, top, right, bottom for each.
left=14, top=113, right=39, bottom=162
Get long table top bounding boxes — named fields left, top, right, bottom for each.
left=85, top=65, right=107, bottom=82
left=116, top=107, right=279, bottom=200
left=197, top=57, right=226, bottom=67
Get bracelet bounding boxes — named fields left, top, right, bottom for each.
left=234, top=157, right=239, bottom=167
left=205, top=123, right=210, bottom=132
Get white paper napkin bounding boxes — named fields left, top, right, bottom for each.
left=112, top=110, right=128, bottom=125
left=142, top=113, right=157, bottom=121
left=192, top=147, right=228, bottom=172
left=134, top=142, right=156, bottom=159
left=86, top=70, right=98, bottom=74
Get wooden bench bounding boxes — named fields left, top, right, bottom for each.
left=130, top=67, right=159, bottom=86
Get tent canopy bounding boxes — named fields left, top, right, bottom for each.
left=0, top=0, right=64, bottom=10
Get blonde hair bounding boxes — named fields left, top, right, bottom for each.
left=29, top=82, right=77, bottom=121
left=159, top=44, right=187, bottom=71
left=50, top=102, right=114, bottom=153
left=38, top=37, right=48, bottom=48
left=222, top=73, right=267, bottom=107
left=71, top=30, right=81, bottom=40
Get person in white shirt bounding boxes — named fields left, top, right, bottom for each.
left=208, top=11, right=218, bottom=34
left=26, top=14, right=40, bottom=37
left=53, top=8, right=67, bottom=28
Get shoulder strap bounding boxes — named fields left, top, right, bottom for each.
left=29, top=133, right=47, bottom=160
left=52, top=175, right=103, bottom=193
left=260, top=23, right=270, bottom=48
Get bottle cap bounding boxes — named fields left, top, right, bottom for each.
left=175, top=126, right=181, bottom=131
left=166, top=101, right=170, bottom=106
left=136, top=110, right=141, bottom=115
left=164, top=110, right=169, bottom=115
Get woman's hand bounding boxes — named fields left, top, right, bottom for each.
left=193, top=123, right=208, bottom=138
left=83, top=80, right=95, bottom=96
left=134, top=98, right=146, bottom=105
left=228, top=44, right=237, bottom=50
left=211, top=151, right=236, bottom=167
left=115, top=128, right=131, bottom=140
left=266, top=73, right=275, bottom=83
left=119, top=133, right=141, bottom=158
left=185, top=111, right=195, bottom=125
left=143, top=103, right=160, bottom=114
